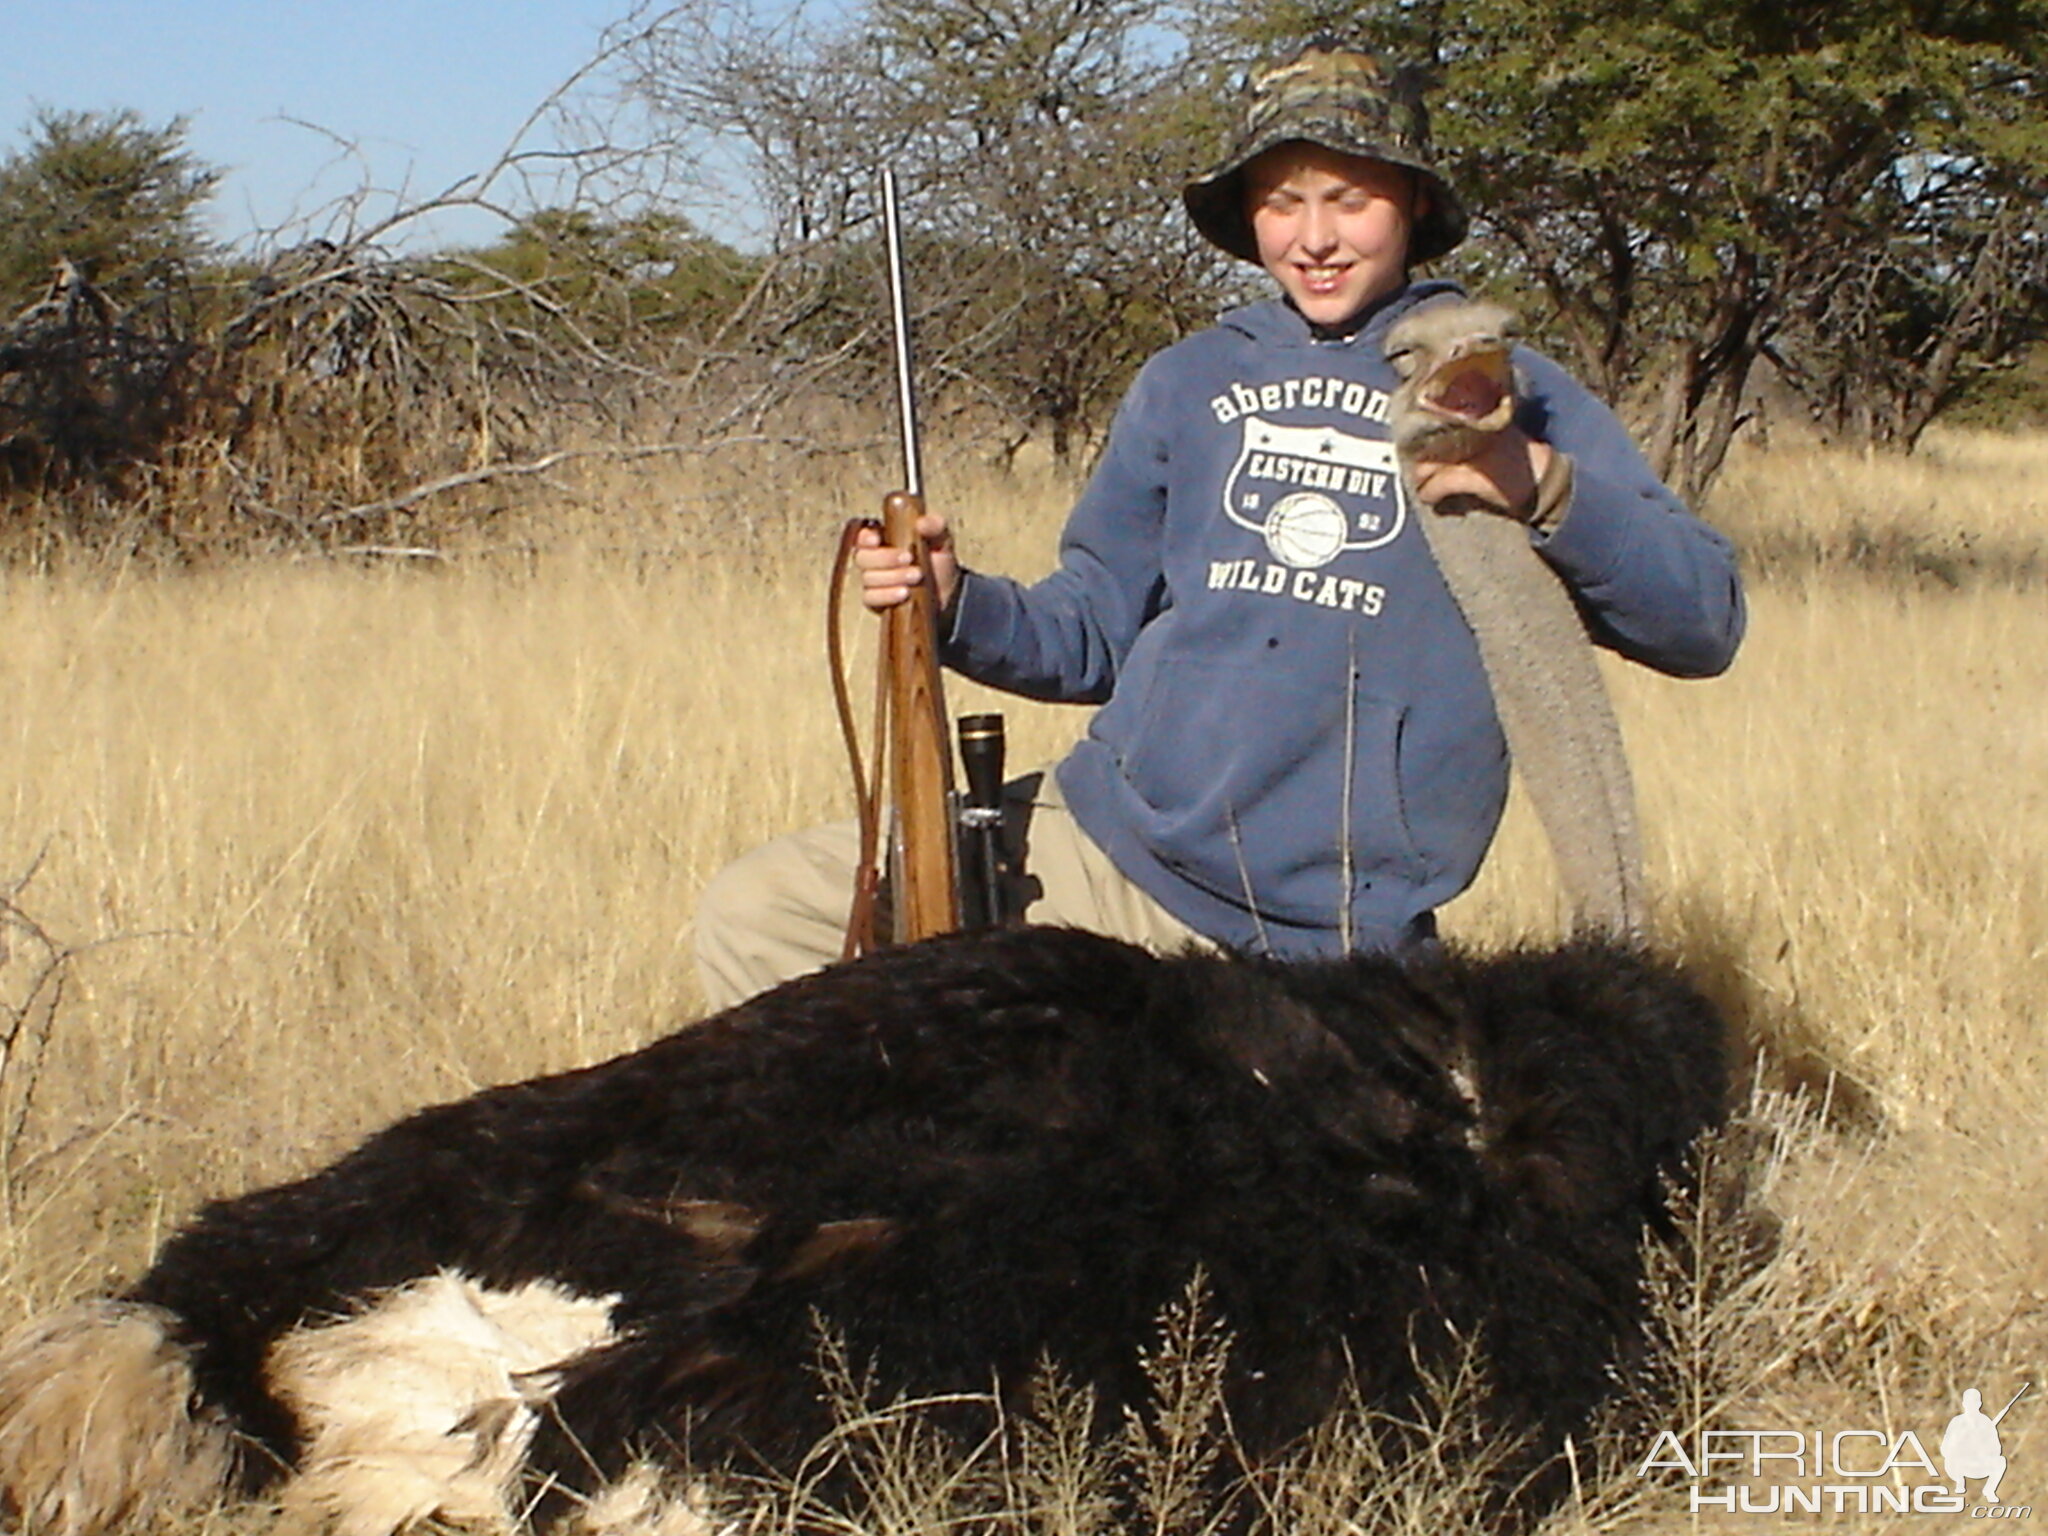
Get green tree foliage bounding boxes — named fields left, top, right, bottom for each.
left=457, top=208, right=759, bottom=351
left=0, top=110, right=220, bottom=502
left=0, top=108, right=220, bottom=312
left=1442, top=0, right=2046, bottom=486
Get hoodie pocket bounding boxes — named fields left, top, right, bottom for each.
left=1110, top=658, right=1424, bottom=922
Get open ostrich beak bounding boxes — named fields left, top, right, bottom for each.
left=1415, top=343, right=1515, bottom=433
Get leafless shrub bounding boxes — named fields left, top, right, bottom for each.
left=0, top=851, right=70, bottom=1190
left=0, top=263, right=201, bottom=509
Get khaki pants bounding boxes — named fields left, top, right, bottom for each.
left=694, top=772, right=1207, bottom=1012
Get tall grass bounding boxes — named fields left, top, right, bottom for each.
left=0, top=426, right=2040, bottom=1530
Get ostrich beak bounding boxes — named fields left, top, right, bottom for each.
left=1416, top=342, right=1516, bottom=433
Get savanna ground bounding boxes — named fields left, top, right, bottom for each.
left=0, top=425, right=2041, bottom=1533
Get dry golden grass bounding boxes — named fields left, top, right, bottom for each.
left=0, top=425, right=2041, bottom=1531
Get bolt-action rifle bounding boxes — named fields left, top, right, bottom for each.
left=833, top=170, right=1008, bottom=956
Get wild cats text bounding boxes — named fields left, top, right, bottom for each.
left=1207, top=558, right=1387, bottom=614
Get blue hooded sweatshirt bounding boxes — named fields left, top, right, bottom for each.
left=940, top=283, right=1745, bottom=957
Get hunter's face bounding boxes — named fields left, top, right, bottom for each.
left=1247, top=145, right=1418, bottom=329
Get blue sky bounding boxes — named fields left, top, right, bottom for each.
left=0, top=0, right=636, bottom=251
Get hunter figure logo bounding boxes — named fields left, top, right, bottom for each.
left=1640, top=1381, right=2032, bottom=1518
left=1946, top=1387, right=2026, bottom=1505
left=1224, top=415, right=1405, bottom=566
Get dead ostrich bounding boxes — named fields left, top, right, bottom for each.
left=0, top=302, right=1730, bottom=1535
left=0, top=930, right=1726, bottom=1534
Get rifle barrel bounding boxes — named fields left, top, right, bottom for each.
left=882, top=168, right=923, bottom=500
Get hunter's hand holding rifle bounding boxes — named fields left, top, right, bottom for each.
left=853, top=508, right=957, bottom=614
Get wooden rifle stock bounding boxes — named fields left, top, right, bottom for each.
left=879, top=487, right=960, bottom=942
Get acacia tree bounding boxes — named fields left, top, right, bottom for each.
left=1453, top=0, right=2045, bottom=485
left=0, top=109, right=219, bottom=312
left=1442, top=1, right=2046, bottom=487
left=1779, top=77, right=2048, bottom=446
left=0, top=110, right=220, bottom=499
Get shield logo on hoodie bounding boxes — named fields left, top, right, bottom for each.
left=1223, top=416, right=1407, bottom=567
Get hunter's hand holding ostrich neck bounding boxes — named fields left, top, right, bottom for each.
left=1386, top=299, right=1646, bottom=938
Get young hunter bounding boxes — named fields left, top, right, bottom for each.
left=693, top=43, right=1746, bottom=1010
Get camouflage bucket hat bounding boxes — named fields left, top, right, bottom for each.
left=1183, top=45, right=1469, bottom=267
